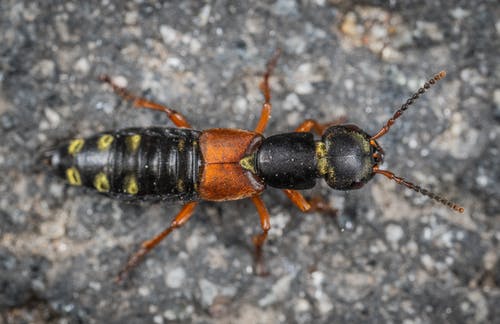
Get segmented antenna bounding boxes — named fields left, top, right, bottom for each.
left=373, top=166, right=464, bottom=213
left=371, top=71, right=447, bottom=140
left=260, top=48, right=282, bottom=103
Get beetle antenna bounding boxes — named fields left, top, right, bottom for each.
left=371, top=71, right=447, bottom=141
left=373, top=166, right=464, bottom=213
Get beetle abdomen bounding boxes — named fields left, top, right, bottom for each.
left=46, top=127, right=202, bottom=201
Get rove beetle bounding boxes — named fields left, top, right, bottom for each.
left=43, top=50, right=464, bottom=281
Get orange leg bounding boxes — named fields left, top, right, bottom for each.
left=116, top=202, right=197, bottom=283
left=295, top=117, right=347, bottom=135
left=250, top=195, right=271, bottom=276
left=99, top=74, right=192, bottom=128
left=283, top=189, right=337, bottom=216
left=254, top=49, right=281, bottom=134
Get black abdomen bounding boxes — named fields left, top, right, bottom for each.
left=46, top=127, right=202, bottom=201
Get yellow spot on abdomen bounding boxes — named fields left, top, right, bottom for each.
left=124, top=174, right=139, bottom=195
left=94, top=172, right=110, bottom=192
left=177, top=179, right=185, bottom=192
left=177, top=139, right=185, bottom=152
left=68, top=139, right=84, bottom=155
left=126, top=134, right=141, bottom=152
left=66, top=167, right=82, bottom=186
left=97, top=134, right=114, bottom=151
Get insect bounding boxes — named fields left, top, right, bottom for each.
left=43, top=50, right=464, bottom=281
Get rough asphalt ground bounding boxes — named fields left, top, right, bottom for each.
left=0, top=1, right=499, bottom=323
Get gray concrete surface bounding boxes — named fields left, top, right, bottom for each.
left=1, top=1, right=499, bottom=323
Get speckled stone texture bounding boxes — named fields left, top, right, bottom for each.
left=1, top=1, right=499, bottom=323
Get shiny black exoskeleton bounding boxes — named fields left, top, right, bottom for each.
left=252, top=125, right=381, bottom=191
left=46, top=127, right=201, bottom=201
left=321, top=125, right=379, bottom=190
left=46, top=124, right=380, bottom=198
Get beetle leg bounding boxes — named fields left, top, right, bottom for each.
left=116, top=202, right=197, bottom=283
left=283, top=189, right=337, bottom=216
left=294, top=117, right=347, bottom=135
left=250, top=195, right=271, bottom=276
left=254, top=49, right=281, bottom=134
left=99, top=74, right=192, bottom=128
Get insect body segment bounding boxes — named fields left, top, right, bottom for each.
left=253, top=132, right=317, bottom=189
left=321, top=125, right=378, bottom=190
left=47, top=128, right=202, bottom=201
left=198, top=128, right=265, bottom=201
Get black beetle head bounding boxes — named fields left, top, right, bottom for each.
left=319, top=125, right=383, bottom=190
left=315, top=71, right=464, bottom=213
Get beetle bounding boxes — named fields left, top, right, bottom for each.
left=43, top=50, right=464, bottom=281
